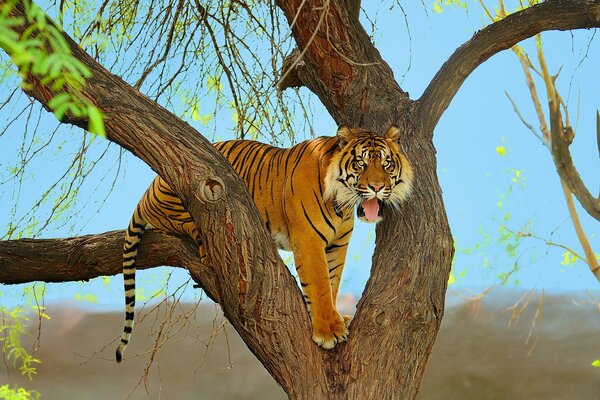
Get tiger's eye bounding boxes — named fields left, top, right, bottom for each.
left=384, top=157, right=394, bottom=170
left=352, top=160, right=365, bottom=170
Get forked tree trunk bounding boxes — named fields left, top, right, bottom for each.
left=1, top=0, right=598, bottom=398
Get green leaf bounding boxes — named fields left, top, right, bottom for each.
left=592, top=359, right=600, bottom=368
left=74, top=293, right=98, bottom=303
left=448, top=272, right=456, bottom=285
left=560, top=250, right=578, bottom=266
left=207, top=75, right=223, bottom=92
left=47, top=92, right=71, bottom=110
left=87, top=106, right=106, bottom=138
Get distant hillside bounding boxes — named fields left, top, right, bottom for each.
left=3, top=290, right=600, bottom=399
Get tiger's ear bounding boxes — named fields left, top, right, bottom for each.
left=385, top=125, right=402, bottom=142
left=336, top=125, right=355, bottom=148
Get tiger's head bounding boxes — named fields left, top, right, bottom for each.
left=324, top=125, right=414, bottom=223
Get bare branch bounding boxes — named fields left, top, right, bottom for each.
left=597, top=109, right=600, bottom=156
left=277, top=48, right=306, bottom=91
left=559, top=180, right=600, bottom=281
left=547, top=91, right=600, bottom=221
left=505, top=91, right=545, bottom=144
left=504, top=29, right=599, bottom=279
left=415, top=0, right=600, bottom=136
left=274, top=0, right=409, bottom=129
left=0, top=230, right=193, bottom=285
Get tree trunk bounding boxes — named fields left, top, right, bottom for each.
left=1, top=0, right=598, bottom=398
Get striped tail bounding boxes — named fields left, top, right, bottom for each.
left=115, top=209, right=146, bottom=363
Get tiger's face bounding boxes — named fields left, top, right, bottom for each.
left=324, top=126, right=414, bottom=223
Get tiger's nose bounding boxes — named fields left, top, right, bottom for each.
left=369, top=183, right=384, bottom=193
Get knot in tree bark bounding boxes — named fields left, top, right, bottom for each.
left=198, top=176, right=225, bottom=202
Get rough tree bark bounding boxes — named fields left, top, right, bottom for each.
left=0, top=0, right=598, bottom=398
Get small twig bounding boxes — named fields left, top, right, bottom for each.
left=514, top=40, right=550, bottom=142
left=559, top=180, right=600, bottom=281
left=277, top=0, right=331, bottom=90
left=505, top=91, right=545, bottom=145
left=503, top=224, right=587, bottom=264
left=525, top=290, right=544, bottom=356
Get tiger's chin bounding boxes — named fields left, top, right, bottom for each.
left=356, top=198, right=383, bottom=223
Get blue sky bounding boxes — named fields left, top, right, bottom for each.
left=0, top=1, right=598, bottom=310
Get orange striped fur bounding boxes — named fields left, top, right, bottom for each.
left=116, top=126, right=413, bottom=362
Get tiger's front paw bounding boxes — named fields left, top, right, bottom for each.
left=311, top=312, right=349, bottom=350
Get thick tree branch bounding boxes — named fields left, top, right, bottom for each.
left=277, top=48, right=305, bottom=92
left=549, top=99, right=600, bottom=221
left=0, top=230, right=193, bottom=284
left=534, top=40, right=600, bottom=223
left=275, top=0, right=411, bottom=131
left=506, top=38, right=600, bottom=281
left=275, top=2, right=454, bottom=398
left=415, top=0, right=600, bottom=136
left=559, top=180, right=600, bottom=280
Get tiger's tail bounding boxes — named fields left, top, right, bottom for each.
left=115, top=206, right=146, bottom=363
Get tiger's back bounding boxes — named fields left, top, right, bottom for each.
left=215, top=137, right=345, bottom=250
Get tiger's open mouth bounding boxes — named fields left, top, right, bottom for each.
left=357, top=198, right=383, bottom=222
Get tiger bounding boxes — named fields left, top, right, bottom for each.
left=115, top=125, right=414, bottom=362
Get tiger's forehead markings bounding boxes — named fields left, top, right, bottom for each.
left=356, top=136, right=389, bottom=161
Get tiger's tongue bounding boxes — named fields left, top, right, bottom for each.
left=361, top=198, right=380, bottom=221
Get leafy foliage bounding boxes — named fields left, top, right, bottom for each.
left=0, top=305, right=47, bottom=378
left=0, top=0, right=114, bottom=241
left=0, top=0, right=104, bottom=137
left=0, top=281, right=50, bottom=398
left=0, top=385, right=40, bottom=400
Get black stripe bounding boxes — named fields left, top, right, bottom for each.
left=313, top=190, right=335, bottom=233
left=131, top=221, right=146, bottom=230
left=123, top=272, right=135, bottom=280
left=127, top=227, right=143, bottom=238
left=288, top=142, right=310, bottom=195
left=124, top=283, right=135, bottom=291
left=323, top=140, right=338, bottom=156
left=144, top=199, right=179, bottom=232
left=243, top=144, right=264, bottom=194
left=325, top=242, right=348, bottom=253
left=232, top=141, right=261, bottom=173
left=218, top=139, right=247, bottom=159
left=123, top=242, right=139, bottom=253
left=316, top=161, right=324, bottom=195
left=337, top=229, right=353, bottom=241
left=123, top=326, right=132, bottom=333
left=329, top=263, right=343, bottom=273
left=125, top=312, right=134, bottom=320
left=123, top=242, right=139, bottom=257
left=254, top=146, right=275, bottom=191
left=301, top=205, right=328, bottom=243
